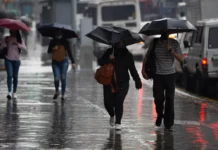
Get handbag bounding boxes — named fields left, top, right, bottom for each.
left=95, top=48, right=118, bottom=93
left=95, top=62, right=114, bottom=85
left=143, top=38, right=157, bottom=79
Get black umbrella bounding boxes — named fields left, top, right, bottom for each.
left=86, top=26, right=144, bottom=46
left=37, top=23, right=78, bottom=39
left=139, top=18, right=196, bottom=36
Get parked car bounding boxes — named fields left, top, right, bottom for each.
left=184, top=19, right=218, bottom=95
left=175, top=32, right=193, bottom=85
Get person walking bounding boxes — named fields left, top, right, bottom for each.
left=142, top=32, right=183, bottom=131
left=47, top=29, right=76, bottom=101
left=0, top=30, right=26, bottom=100
left=98, top=41, right=142, bottom=130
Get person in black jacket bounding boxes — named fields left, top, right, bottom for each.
left=98, top=41, right=142, bottom=130
left=48, top=29, right=76, bottom=101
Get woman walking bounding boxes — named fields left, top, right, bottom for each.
left=98, top=41, right=142, bottom=130
left=48, top=29, right=76, bottom=101
left=0, top=30, right=26, bottom=100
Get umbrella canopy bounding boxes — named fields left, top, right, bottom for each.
left=0, top=19, right=30, bottom=32
left=86, top=26, right=144, bottom=46
left=139, top=18, right=196, bottom=36
left=37, top=23, right=78, bottom=39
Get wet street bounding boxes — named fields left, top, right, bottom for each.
left=0, top=31, right=218, bottom=150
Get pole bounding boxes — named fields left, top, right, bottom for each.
left=71, top=0, right=77, bottom=65
left=71, top=0, right=77, bottom=31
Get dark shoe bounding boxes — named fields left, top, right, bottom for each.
left=164, top=126, right=173, bottom=131
left=53, top=92, right=59, bottom=100
left=155, top=116, right=162, bottom=127
left=7, top=92, right=12, bottom=100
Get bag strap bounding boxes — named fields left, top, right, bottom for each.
left=151, top=38, right=157, bottom=53
left=3, top=37, right=8, bottom=55
left=143, top=38, right=157, bottom=65
left=111, top=69, right=118, bottom=93
left=110, top=47, right=118, bottom=93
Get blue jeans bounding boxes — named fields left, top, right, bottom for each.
left=5, top=58, right=21, bottom=93
left=52, top=58, right=69, bottom=95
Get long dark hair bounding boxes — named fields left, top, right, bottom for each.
left=15, top=30, right=22, bottom=53
left=16, top=30, right=22, bottom=44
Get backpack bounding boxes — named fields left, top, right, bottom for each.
left=0, top=47, right=7, bottom=59
left=0, top=37, right=8, bottom=59
left=144, top=38, right=158, bottom=79
left=52, top=45, right=66, bottom=62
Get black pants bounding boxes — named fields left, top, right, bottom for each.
left=103, top=82, right=129, bottom=124
left=153, top=74, right=176, bottom=127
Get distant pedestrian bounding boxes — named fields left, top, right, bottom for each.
left=98, top=41, right=142, bottom=130
left=0, top=30, right=26, bottom=100
left=20, top=15, right=32, bottom=46
left=48, top=29, right=76, bottom=101
left=36, top=22, right=40, bottom=41
left=142, top=32, right=183, bottom=131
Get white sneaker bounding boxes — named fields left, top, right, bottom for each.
left=109, top=117, right=115, bottom=127
left=13, top=93, right=17, bottom=99
left=115, top=124, right=122, bottom=130
left=7, top=92, right=12, bottom=100
left=61, top=95, right=66, bottom=101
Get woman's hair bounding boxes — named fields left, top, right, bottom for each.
left=16, top=30, right=22, bottom=44
left=8, top=30, right=22, bottom=53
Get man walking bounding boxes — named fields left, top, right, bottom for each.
left=142, top=32, right=183, bottom=131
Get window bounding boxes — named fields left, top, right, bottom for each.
left=182, top=32, right=194, bottom=50
left=208, top=27, right=218, bottom=49
left=77, top=3, right=88, bottom=14
left=101, top=5, right=136, bottom=21
left=139, top=1, right=158, bottom=21
left=184, top=32, right=193, bottom=42
left=194, top=26, right=203, bottom=43
left=84, top=6, right=97, bottom=25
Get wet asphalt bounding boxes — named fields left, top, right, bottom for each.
left=0, top=31, right=218, bottom=150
